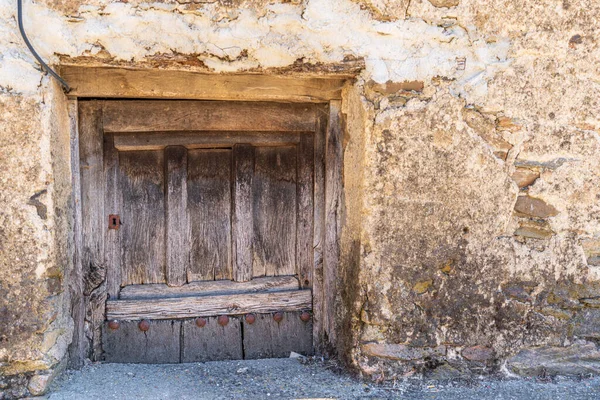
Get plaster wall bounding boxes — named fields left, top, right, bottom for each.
left=1, top=0, right=599, bottom=396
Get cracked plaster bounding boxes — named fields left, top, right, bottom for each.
left=1, top=0, right=600, bottom=396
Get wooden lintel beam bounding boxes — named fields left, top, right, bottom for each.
left=61, top=66, right=346, bottom=102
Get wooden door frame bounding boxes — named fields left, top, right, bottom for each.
left=65, top=67, right=347, bottom=367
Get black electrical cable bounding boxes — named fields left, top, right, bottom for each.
left=17, top=0, right=70, bottom=92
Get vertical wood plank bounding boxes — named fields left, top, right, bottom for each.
left=182, top=317, right=242, bottom=362
left=253, top=146, right=297, bottom=277
left=297, top=135, right=314, bottom=289
left=312, top=105, right=327, bottom=349
left=88, top=290, right=107, bottom=361
left=165, top=146, right=188, bottom=287
left=232, top=144, right=254, bottom=282
left=324, top=101, right=343, bottom=346
left=67, top=99, right=87, bottom=368
left=120, top=151, right=166, bottom=285
left=243, top=312, right=313, bottom=359
left=241, top=313, right=273, bottom=359
left=104, top=133, right=121, bottom=299
left=103, top=320, right=181, bottom=363
left=77, top=101, right=108, bottom=365
left=187, top=149, right=232, bottom=281
left=79, top=101, right=105, bottom=295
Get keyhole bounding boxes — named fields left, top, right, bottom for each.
left=112, top=217, right=117, bottom=225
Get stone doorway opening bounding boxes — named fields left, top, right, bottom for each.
left=65, top=68, right=347, bottom=366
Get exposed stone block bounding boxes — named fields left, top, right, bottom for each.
left=502, top=283, right=535, bottom=302
left=514, top=158, right=572, bottom=171
left=361, top=343, right=446, bottom=361
left=514, top=219, right=554, bottom=240
left=427, top=0, right=460, bottom=8
left=27, top=373, right=52, bottom=396
left=511, top=168, right=540, bottom=189
left=582, top=239, right=600, bottom=266
left=496, top=116, right=521, bottom=132
left=580, top=298, right=600, bottom=308
left=462, top=345, right=494, bottom=361
left=507, top=342, right=600, bottom=377
left=368, top=80, right=425, bottom=94
left=514, top=196, right=559, bottom=218
left=462, top=108, right=512, bottom=158
left=426, top=363, right=468, bottom=379
left=573, top=309, right=600, bottom=340
left=412, top=280, right=433, bottom=294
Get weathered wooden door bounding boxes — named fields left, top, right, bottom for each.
left=79, top=100, right=323, bottom=363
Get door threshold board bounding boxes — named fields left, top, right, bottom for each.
left=119, top=276, right=300, bottom=300
left=107, top=289, right=312, bottom=320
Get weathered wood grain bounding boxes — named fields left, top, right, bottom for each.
left=104, top=134, right=121, bottom=299
left=182, top=317, right=242, bottom=362
left=106, top=290, right=312, bottom=320
left=243, top=312, right=313, bottom=359
left=67, top=99, right=87, bottom=368
left=114, top=131, right=302, bottom=151
left=102, top=320, right=181, bottom=363
left=103, top=101, right=316, bottom=133
left=62, top=67, right=346, bottom=102
left=312, top=105, right=327, bottom=349
left=232, top=144, right=254, bottom=282
left=324, top=100, right=343, bottom=345
left=187, top=149, right=232, bottom=281
left=119, top=150, right=166, bottom=285
left=120, top=276, right=300, bottom=300
left=252, top=146, right=297, bottom=277
left=165, top=146, right=188, bottom=287
left=79, top=101, right=106, bottom=296
left=297, top=134, right=314, bottom=289
left=88, top=289, right=107, bottom=361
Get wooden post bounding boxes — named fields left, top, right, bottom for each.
left=324, top=100, right=343, bottom=346
left=104, top=133, right=121, bottom=298
left=232, top=144, right=254, bottom=282
left=165, top=146, right=188, bottom=287
left=67, top=99, right=86, bottom=368
left=297, top=134, right=314, bottom=289
left=312, top=105, right=327, bottom=349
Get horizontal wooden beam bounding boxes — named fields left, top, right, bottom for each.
left=114, top=132, right=303, bottom=151
left=102, top=100, right=316, bottom=133
left=107, top=289, right=311, bottom=320
left=120, top=276, right=300, bottom=300
left=61, top=66, right=346, bottom=102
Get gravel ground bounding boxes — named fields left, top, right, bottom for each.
left=45, top=358, right=600, bottom=400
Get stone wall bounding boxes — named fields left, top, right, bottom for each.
left=1, top=0, right=599, bottom=397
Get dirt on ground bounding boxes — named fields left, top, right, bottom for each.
left=44, top=358, right=600, bottom=399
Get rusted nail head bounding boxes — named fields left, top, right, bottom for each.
left=108, top=320, right=120, bottom=330
left=138, top=320, right=150, bottom=332
left=195, top=317, right=207, bottom=328
left=300, top=311, right=311, bottom=322
left=273, top=312, right=284, bottom=323
left=245, top=313, right=256, bottom=324
left=217, top=315, right=229, bottom=326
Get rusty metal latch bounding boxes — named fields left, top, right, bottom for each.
left=108, top=214, right=120, bottom=230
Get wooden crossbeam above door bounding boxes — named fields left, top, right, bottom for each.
left=113, top=131, right=303, bottom=151
left=61, top=66, right=347, bottom=102
left=102, top=101, right=317, bottom=133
